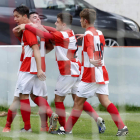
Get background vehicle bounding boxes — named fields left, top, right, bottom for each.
left=0, top=0, right=140, bottom=46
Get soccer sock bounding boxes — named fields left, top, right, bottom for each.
left=83, top=101, right=99, bottom=122
left=64, top=109, right=82, bottom=132
left=55, top=102, right=66, bottom=127
left=39, top=111, right=48, bottom=128
left=20, top=99, right=31, bottom=130
left=5, top=109, right=17, bottom=128
left=107, top=103, right=125, bottom=129
left=34, top=97, right=53, bottom=118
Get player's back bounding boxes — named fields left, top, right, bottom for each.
left=81, top=27, right=109, bottom=84
left=52, top=30, right=81, bottom=77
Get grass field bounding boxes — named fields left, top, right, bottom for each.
left=0, top=107, right=140, bottom=140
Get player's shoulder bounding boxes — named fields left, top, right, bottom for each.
left=96, top=29, right=103, bottom=35
left=61, top=29, right=75, bottom=39
left=53, top=30, right=61, bottom=35
left=84, top=30, right=93, bottom=36
left=53, top=31, right=64, bottom=39
left=23, top=30, right=37, bottom=39
left=23, top=29, right=35, bottom=35
left=85, top=28, right=104, bottom=36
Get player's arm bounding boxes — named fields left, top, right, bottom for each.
left=14, top=24, right=54, bottom=40
left=75, top=34, right=84, bottom=40
left=32, top=44, right=46, bottom=81
left=12, top=26, right=22, bottom=41
left=43, top=26, right=57, bottom=32
left=85, top=34, right=102, bottom=67
left=27, top=23, right=49, bottom=32
left=26, top=23, right=56, bottom=32
left=24, top=30, right=46, bottom=80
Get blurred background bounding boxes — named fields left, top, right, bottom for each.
left=0, top=0, right=140, bottom=107
left=86, top=0, right=140, bottom=25
left=1, top=46, right=140, bottom=107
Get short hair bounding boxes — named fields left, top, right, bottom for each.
left=28, top=11, right=39, bottom=18
left=13, top=6, right=29, bottom=17
left=57, top=13, right=73, bottom=25
left=80, top=8, right=96, bottom=24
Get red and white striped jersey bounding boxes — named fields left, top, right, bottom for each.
left=81, top=27, right=109, bottom=84
left=18, top=30, right=46, bottom=74
left=52, top=30, right=81, bottom=77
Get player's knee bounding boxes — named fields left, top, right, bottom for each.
left=13, top=96, right=20, bottom=102
left=73, top=101, right=83, bottom=110
left=54, top=94, right=65, bottom=102
left=100, top=99, right=111, bottom=108
left=20, top=94, right=29, bottom=100
left=43, top=96, right=48, bottom=100
left=30, top=93, right=35, bottom=101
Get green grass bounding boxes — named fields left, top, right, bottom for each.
left=1, top=103, right=140, bottom=112
left=97, top=104, right=140, bottom=112
left=0, top=105, right=8, bottom=112
left=0, top=108, right=140, bottom=140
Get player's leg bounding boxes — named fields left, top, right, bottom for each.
left=33, top=95, right=58, bottom=132
left=2, top=96, right=19, bottom=132
left=51, top=95, right=86, bottom=134
left=63, top=82, right=106, bottom=134
left=72, top=79, right=106, bottom=133
left=30, top=93, right=49, bottom=132
left=51, top=76, right=78, bottom=134
left=32, top=77, right=58, bottom=132
left=72, top=80, right=99, bottom=122
left=20, top=93, right=32, bottom=132
left=64, top=95, right=86, bottom=133
left=97, top=84, right=128, bottom=136
left=54, top=75, right=77, bottom=128
left=72, top=94, right=99, bottom=121
left=55, top=94, right=66, bottom=128
left=72, top=94, right=105, bottom=133
left=17, top=72, right=37, bottom=132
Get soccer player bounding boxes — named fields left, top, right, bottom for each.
left=2, top=6, right=58, bottom=133
left=15, top=12, right=106, bottom=134
left=49, top=8, right=128, bottom=136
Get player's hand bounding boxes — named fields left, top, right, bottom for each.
left=37, top=25, right=49, bottom=32
left=75, top=34, right=84, bottom=40
left=37, top=69, right=46, bottom=81
left=89, top=59, right=102, bottom=67
left=14, top=24, right=26, bottom=32
left=27, top=23, right=38, bottom=28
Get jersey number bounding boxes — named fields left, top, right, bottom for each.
left=74, top=42, right=78, bottom=58
left=97, top=43, right=103, bottom=60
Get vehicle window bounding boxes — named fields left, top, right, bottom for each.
left=0, top=0, right=27, bottom=7
left=33, top=0, right=75, bottom=10
left=34, top=0, right=88, bottom=11
left=15, top=0, right=27, bottom=7
left=75, top=0, right=89, bottom=10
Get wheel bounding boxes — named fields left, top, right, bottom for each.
left=105, top=38, right=119, bottom=47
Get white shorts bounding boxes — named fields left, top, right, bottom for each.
left=54, top=75, right=80, bottom=96
left=14, top=72, right=47, bottom=97
left=77, top=81, right=109, bottom=98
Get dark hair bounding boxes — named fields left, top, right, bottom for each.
left=28, top=11, right=39, bottom=18
left=57, top=13, right=73, bottom=25
left=80, top=8, right=96, bottom=24
left=13, top=6, right=29, bottom=17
